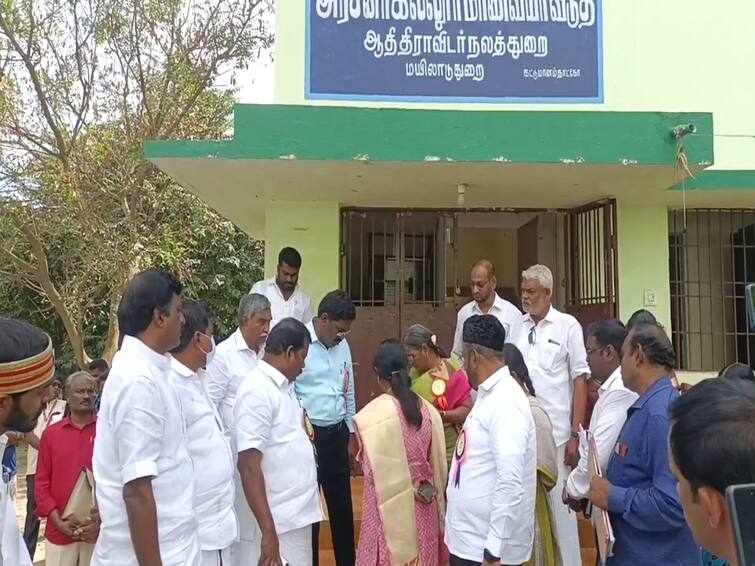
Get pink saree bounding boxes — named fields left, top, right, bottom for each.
left=355, top=398, right=447, bottom=566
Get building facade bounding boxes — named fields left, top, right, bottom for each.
left=147, top=0, right=755, bottom=403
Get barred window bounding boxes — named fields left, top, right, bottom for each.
left=669, top=209, right=755, bottom=371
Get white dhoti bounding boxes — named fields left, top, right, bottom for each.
left=239, top=525, right=312, bottom=566
left=548, top=443, right=582, bottom=566
left=200, top=546, right=233, bottom=566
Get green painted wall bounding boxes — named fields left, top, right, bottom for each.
left=616, top=201, right=671, bottom=331
left=264, top=201, right=341, bottom=309
left=275, top=0, right=755, bottom=172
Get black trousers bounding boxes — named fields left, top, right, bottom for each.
left=22, top=474, right=39, bottom=561
left=450, top=555, right=522, bottom=566
left=312, top=421, right=355, bottom=566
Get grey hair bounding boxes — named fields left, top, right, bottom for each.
left=403, top=324, right=445, bottom=356
left=521, top=264, right=554, bottom=293
left=238, top=293, right=271, bottom=326
left=464, top=342, right=505, bottom=360
left=66, top=371, right=96, bottom=395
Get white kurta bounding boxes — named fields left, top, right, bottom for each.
left=0, top=434, right=32, bottom=566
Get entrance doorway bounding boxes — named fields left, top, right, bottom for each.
left=342, top=203, right=618, bottom=409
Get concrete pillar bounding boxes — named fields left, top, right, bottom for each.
left=616, top=200, right=671, bottom=331
left=264, top=201, right=341, bottom=309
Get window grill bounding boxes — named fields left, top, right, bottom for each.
left=669, top=209, right=755, bottom=371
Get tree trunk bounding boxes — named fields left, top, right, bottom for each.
left=102, top=257, right=142, bottom=362
left=22, top=225, right=92, bottom=369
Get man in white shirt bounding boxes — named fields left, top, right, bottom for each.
left=250, top=247, right=314, bottom=327
left=206, top=293, right=272, bottom=435
left=236, top=318, right=323, bottom=566
left=517, top=264, right=588, bottom=566
left=22, top=376, right=65, bottom=560
left=206, top=293, right=272, bottom=559
left=168, top=301, right=238, bottom=566
left=92, top=270, right=200, bottom=566
left=0, top=317, right=60, bottom=566
left=564, top=319, right=638, bottom=503
left=452, top=260, right=523, bottom=360
left=446, top=314, right=536, bottom=566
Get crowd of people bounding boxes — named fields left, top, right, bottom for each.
left=0, top=245, right=753, bottom=566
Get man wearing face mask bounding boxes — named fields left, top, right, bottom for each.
left=168, top=301, right=237, bottom=566
left=296, top=290, right=357, bottom=566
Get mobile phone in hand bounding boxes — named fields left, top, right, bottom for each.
left=726, top=483, right=755, bottom=566
left=417, top=481, right=438, bottom=504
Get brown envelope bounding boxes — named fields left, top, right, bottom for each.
left=62, top=468, right=95, bottom=524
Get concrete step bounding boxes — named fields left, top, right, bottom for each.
left=318, top=478, right=598, bottom=565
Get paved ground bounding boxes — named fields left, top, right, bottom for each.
left=12, top=446, right=46, bottom=564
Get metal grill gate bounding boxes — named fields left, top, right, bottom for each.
left=565, top=199, right=619, bottom=332
left=669, top=208, right=755, bottom=370
left=341, top=210, right=458, bottom=408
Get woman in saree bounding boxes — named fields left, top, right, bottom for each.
left=504, top=343, right=562, bottom=566
left=403, top=324, right=472, bottom=467
left=354, top=340, right=448, bottom=566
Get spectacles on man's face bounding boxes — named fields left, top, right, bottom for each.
left=586, top=346, right=605, bottom=357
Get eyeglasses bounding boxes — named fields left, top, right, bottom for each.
left=528, top=326, right=536, bottom=345
left=586, top=346, right=605, bottom=356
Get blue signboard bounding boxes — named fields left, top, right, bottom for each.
left=306, top=0, right=603, bottom=103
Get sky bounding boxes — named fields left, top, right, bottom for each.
left=236, top=5, right=275, bottom=104
left=237, top=54, right=275, bottom=103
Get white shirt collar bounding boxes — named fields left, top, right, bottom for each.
left=478, top=365, right=512, bottom=393
left=473, top=293, right=507, bottom=315
left=120, top=335, right=171, bottom=371
left=258, top=359, right=289, bottom=389
left=170, top=357, right=197, bottom=378
left=599, top=366, right=623, bottom=393
left=232, top=328, right=258, bottom=354
left=264, top=277, right=300, bottom=302
left=523, top=304, right=558, bottom=326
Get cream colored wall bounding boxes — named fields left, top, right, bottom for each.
left=264, top=201, right=341, bottom=309
left=616, top=201, right=672, bottom=332
left=274, top=0, right=755, bottom=170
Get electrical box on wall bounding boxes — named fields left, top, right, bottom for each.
left=644, top=289, right=658, bottom=307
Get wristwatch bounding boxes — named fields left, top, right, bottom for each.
left=483, top=548, right=500, bottom=563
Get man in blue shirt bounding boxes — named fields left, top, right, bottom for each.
left=296, top=290, right=357, bottom=566
left=588, top=323, right=698, bottom=565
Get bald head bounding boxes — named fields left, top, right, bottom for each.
left=472, top=260, right=495, bottom=279
left=470, top=260, right=497, bottom=306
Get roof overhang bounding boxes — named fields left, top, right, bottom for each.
left=146, top=104, right=715, bottom=237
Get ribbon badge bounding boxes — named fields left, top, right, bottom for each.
left=453, top=428, right=467, bottom=488
left=431, top=378, right=448, bottom=411
left=303, top=410, right=315, bottom=443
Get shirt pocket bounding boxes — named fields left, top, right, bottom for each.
left=538, top=340, right=563, bottom=371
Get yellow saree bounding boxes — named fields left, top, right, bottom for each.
left=354, top=395, right=447, bottom=565
left=526, top=397, right=562, bottom=566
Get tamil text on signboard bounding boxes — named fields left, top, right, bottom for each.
left=307, top=0, right=603, bottom=102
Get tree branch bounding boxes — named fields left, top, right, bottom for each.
left=0, top=7, right=70, bottom=166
